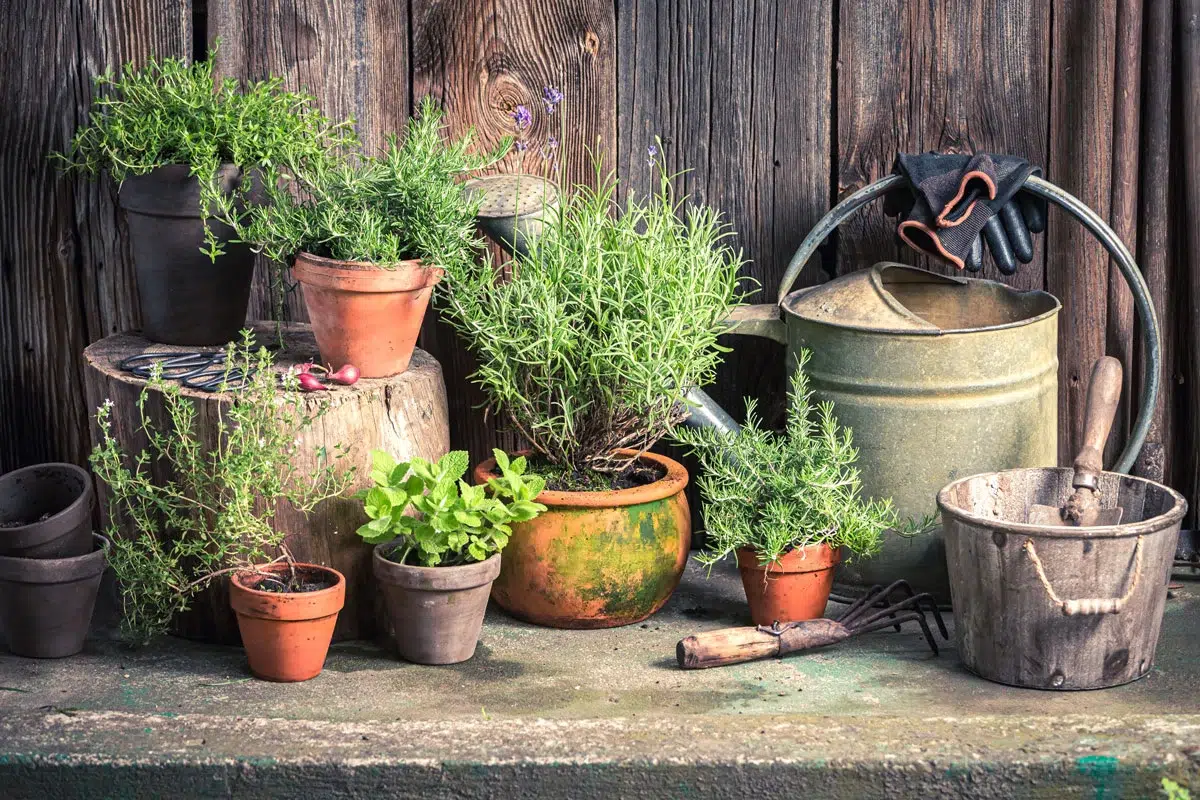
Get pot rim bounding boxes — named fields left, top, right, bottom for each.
left=294, top=250, right=444, bottom=274
left=0, top=533, right=109, bottom=583
left=292, top=252, right=445, bottom=294
left=473, top=448, right=689, bottom=509
left=0, top=462, right=93, bottom=545
left=736, top=543, right=843, bottom=573
left=372, top=546, right=501, bottom=590
left=936, top=466, right=1189, bottom=539
left=230, top=561, right=346, bottom=596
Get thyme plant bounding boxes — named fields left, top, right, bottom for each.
left=55, top=47, right=356, bottom=259
left=90, top=332, right=354, bottom=642
left=439, top=164, right=746, bottom=479
left=674, top=350, right=896, bottom=567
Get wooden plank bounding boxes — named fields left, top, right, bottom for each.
left=1178, top=0, right=1200, bottom=515
left=1047, top=0, right=1118, bottom=464
left=208, top=0, right=410, bottom=323
left=0, top=1, right=191, bottom=473
left=1132, top=0, right=1173, bottom=483
left=1104, top=0, right=1142, bottom=465
left=616, top=0, right=833, bottom=426
left=836, top=0, right=1052, bottom=294
left=411, top=0, right=617, bottom=466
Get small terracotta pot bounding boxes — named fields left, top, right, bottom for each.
left=373, top=546, right=501, bottom=665
left=0, top=463, right=94, bottom=559
left=0, top=533, right=109, bottom=658
left=737, top=544, right=842, bottom=626
left=475, top=450, right=691, bottom=629
left=229, top=562, right=345, bottom=682
left=292, top=252, right=443, bottom=378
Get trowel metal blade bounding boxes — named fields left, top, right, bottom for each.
left=1027, top=504, right=1124, bottom=527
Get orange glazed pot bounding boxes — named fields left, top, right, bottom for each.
left=737, top=544, right=842, bottom=626
left=292, top=252, right=443, bottom=378
left=474, top=450, right=691, bottom=629
left=229, top=562, right=345, bottom=682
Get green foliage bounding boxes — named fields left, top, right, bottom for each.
left=438, top=163, right=746, bottom=476
left=225, top=97, right=509, bottom=271
left=90, top=331, right=355, bottom=642
left=55, top=47, right=356, bottom=259
left=1163, top=778, right=1192, bottom=800
left=356, top=448, right=546, bottom=568
left=674, top=349, right=896, bottom=567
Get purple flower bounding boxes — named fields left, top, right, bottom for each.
left=547, top=135, right=559, bottom=150
left=515, top=140, right=529, bottom=152
left=646, top=144, right=658, bottom=166
left=542, top=86, right=563, bottom=113
left=512, top=105, right=532, bottom=131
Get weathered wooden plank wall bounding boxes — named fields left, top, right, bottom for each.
left=1, top=0, right=1195, bottom=521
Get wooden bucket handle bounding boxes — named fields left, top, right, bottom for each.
left=1022, top=536, right=1144, bottom=615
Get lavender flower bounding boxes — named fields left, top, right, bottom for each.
left=512, top=104, right=532, bottom=131
left=547, top=135, right=559, bottom=150
left=515, top=140, right=529, bottom=152
left=646, top=144, right=658, bottom=166
left=542, top=86, right=563, bottom=113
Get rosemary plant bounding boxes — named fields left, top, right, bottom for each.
left=90, top=332, right=355, bottom=642
left=674, top=350, right=896, bottom=567
left=439, top=163, right=746, bottom=481
left=55, top=47, right=356, bottom=259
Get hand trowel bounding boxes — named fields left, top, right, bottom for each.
left=1028, top=356, right=1125, bottom=527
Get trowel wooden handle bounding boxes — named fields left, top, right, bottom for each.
left=677, top=627, right=783, bottom=669
left=1073, top=356, right=1123, bottom=490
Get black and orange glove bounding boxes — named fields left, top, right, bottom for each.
left=883, top=152, right=1047, bottom=275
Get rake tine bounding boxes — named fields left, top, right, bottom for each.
left=838, top=585, right=885, bottom=626
left=850, top=595, right=927, bottom=631
left=852, top=612, right=940, bottom=656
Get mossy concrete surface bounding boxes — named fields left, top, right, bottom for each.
left=1, top=558, right=1197, bottom=798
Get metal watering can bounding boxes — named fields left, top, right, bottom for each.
left=684, top=174, right=1162, bottom=601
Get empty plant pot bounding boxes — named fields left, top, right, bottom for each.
left=0, top=462, right=94, bottom=559
left=373, top=546, right=501, bottom=665
left=229, top=562, right=345, bottom=682
left=292, top=253, right=443, bottom=378
left=0, top=533, right=109, bottom=658
left=119, top=164, right=257, bottom=346
left=738, top=544, right=842, bottom=626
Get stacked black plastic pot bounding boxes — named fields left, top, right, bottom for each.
left=0, top=463, right=107, bottom=657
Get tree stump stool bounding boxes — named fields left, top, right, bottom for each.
left=82, top=323, right=449, bottom=643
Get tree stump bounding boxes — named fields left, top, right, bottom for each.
left=82, top=323, right=449, bottom=643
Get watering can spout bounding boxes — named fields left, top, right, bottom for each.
left=464, top=174, right=560, bottom=259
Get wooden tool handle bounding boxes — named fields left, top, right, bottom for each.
left=1073, top=356, right=1123, bottom=490
left=677, top=619, right=849, bottom=670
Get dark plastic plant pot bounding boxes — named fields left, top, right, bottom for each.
left=0, top=462, right=94, bottom=559
left=373, top=546, right=501, bottom=665
left=0, top=533, right=109, bottom=658
left=118, top=164, right=256, bottom=346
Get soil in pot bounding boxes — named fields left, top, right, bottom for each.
left=0, top=533, right=109, bottom=658
left=291, top=253, right=443, bottom=378
left=229, top=562, right=345, bottom=682
left=0, top=463, right=94, bottom=559
left=737, top=544, right=842, bottom=626
left=475, top=449, right=691, bottom=629
left=119, top=164, right=257, bottom=346
left=373, top=546, right=501, bottom=665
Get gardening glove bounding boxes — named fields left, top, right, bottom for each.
left=883, top=152, right=1047, bottom=275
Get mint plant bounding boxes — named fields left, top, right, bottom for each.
left=357, top=449, right=546, bottom=567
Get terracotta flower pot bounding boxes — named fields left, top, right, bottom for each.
left=0, top=462, right=94, bottom=559
left=292, top=252, right=443, bottom=378
left=373, top=546, right=501, bottom=665
left=474, top=449, right=691, bottom=629
left=737, top=544, right=842, bottom=626
left=229, top=562, right=345, bottom=682
left=0, top=533, right=109, bottom=658
left=119, top=164, right=257, bottom=346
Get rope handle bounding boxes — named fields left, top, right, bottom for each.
left=1023, top=536, right=1143, bottom=615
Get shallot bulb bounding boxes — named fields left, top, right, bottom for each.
left=327, top=364, right=360, bottom=386
left=297, top=372, right=329, bottom=392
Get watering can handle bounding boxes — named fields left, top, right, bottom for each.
left=775, top=173, right=1161, bottom=475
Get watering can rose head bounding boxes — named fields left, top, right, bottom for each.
left=355, top=449, right=546, bottom=568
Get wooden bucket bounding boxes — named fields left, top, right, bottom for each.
left=937, top=467, right=1186, bottom=690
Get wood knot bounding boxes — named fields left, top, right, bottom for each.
left=582, top=30, right=600, bottom=57
left=280, top=6, right=319, bottom=66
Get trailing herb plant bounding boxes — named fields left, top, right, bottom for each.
left=90, top=331, right=354, bottom=642
left=355, top=449, right=545, bottom=567
left=674, top=350, right=897, bottom=567
left=438, top=161, right=746, bottom=486
left=55, top=47, right=356, bottom=258
left=223, top=97, right=509, bottom=273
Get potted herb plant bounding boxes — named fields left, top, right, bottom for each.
left=355, top=449, right=545, bottom=664
left=90, top=332, right=354, bottom=681
left=442, top=166, right=745, bottom=629
left=675, top=351, right=897, bottom=625
left=56, top=49, right=354, bottom=346
left=222, top=97, right=508, bottom=378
